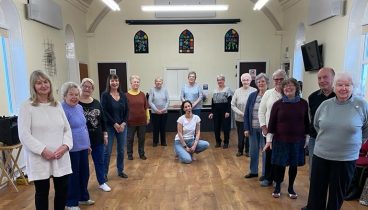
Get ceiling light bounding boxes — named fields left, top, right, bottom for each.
left=141, top=5, right=229, bottom=12
left=253, top=0, right=269, bottom=10
left=102, top=0, right=120, bottom=11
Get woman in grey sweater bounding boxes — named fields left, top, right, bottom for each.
left=148, top=77, right=169, bottom=146
left=303, top=73, right=368, bottom=210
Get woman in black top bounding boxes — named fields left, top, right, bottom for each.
left=100, top=74, right=129, bottom=179
left=79, top=78, right=111, bottom=192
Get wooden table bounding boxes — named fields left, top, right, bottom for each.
left=0, top=143, right=28, bottom=192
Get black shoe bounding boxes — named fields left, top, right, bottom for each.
left=153, top=143, right=158, bottom=147
left=245, top=152, right=250, bottom=157
left=259, top=176, right=265, bottom=181
left=223, top=144, right=229, bottom=149
left=244, top=173, right=258, bottom=178
left=161, top=143, right=167, bottom=146
left=140, top=155, right=147, bottom=160
left=215, top=143, right=221, bottom=148
left=128, top=155, right=133, bottom=160
left=118, top=172, right=128, bottom=178
left=344, top=188, right=361, bottom=201
left=236, top=152, right=243, bottom=157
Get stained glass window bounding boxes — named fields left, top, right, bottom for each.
left=179, top=29, right=194, bottom=53
left=134, top=30, right=149, bottom=54
left=225, top=29, right=239, bottom=52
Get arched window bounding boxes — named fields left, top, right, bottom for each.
left=292, top=23, right=306, bottom=81
left=65, top=24, right=79, bottom=83
left=344, top=0, right=368, bottom=97
left=0, top=0, right=28, bottom=115
left=179, top=29, right=194, bottom=53
left=134, top=30, right=149, bottom=54
left=224, top=29, right=239, bottom=52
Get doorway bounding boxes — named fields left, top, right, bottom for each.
left=238, top=61, right=267, bottom=88
left=97, top=62, right=127, bottom=96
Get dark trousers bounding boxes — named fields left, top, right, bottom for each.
left=127, top=125, right=146, bottom=157
left=264, top=148, right=274, bottom=182
left=91, top=143, right=106, bottom=185
left=213, top=111, right=231, bottom=145
left=236, top=121, right=249, bottom=154
left=67, top=149, right=90, bottom=207
left=273, top=165, right=297, bottom=188
left=151, top=113, right=168, bottom=145
left=306, top=155, right=355, bottom=210
left=33, top=175, right=69, bottom=210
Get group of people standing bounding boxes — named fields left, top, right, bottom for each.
left=16, top=66, right=368, bottom=210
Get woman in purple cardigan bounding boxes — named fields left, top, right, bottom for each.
left=61, top=82, right=94, bottom=209
left=263, top=78, right=310, bottom=199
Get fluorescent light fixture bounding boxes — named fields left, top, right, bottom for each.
left=253, top=0, right=269, bottom=10
left=102, top=0, right=120, bottom=11
left=141, top=5, right=229, bottom=12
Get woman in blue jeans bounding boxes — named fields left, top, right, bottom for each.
left=243, top=73, right=269, bottom=179
left=79, top=78, right=111, bottom=192
left=101, top=74, right=129, bottom=179
left=174, top=100, right=209, bottom=163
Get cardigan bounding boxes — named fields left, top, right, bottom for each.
left=101, top=90, right=129, bottom=127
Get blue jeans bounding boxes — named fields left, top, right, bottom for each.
left=66, top=149, right=90, bottom=207
left=104, top=126, right=127, bottom=176
left=174, top=139, right=209, bottom=164
left=91, top=143, right=105, bottom=185
left=308, top=137, right=316, bottom=178
left=249, top=128, right=266, bottom=175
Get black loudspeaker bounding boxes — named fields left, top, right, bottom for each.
left=0, top=116, right=20, bottom=146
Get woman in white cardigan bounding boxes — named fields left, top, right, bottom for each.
left=18, top=70, right=73, bottom=210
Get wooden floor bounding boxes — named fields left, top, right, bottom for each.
left=0, top=130, right=365, bottom=210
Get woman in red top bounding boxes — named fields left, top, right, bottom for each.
left=126, top=75, right=150, bottom=160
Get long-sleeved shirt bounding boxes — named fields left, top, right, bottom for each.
left=18, top=101, right=73, bottom=181
left=308, top=89, right=336, bottom=138
left=258, top=88, right=282, bottom=127
left=100, top=91, right=129, bottom=127
left=148, top=87, right=169, bottom=114
left=62, top=102, right=90, bottom=152
left=180, top=83, right=203, bottom=110
left=79, top=99, right=106, bottom=147
left=211, top=86, right=233, bottom=114
left=231, top=86, right=256, bottom=122
left=314, top=96, right=368, bottom=161
left=268, top=98, right=310, bottom=143
left=126, top=90, right=149, bottom=126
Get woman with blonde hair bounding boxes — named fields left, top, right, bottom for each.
left=18, top=70, right=73, bottom=210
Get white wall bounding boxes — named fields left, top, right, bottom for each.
left=86, top=0, right=282, bottom=99
left=281, top=0, right=352, bottom=97
left=10, top=0, right=89, bottom=103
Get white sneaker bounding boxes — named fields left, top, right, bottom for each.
left=66, top=206, right=81, bottom=210
left=99, top=183, right=111, bottom=192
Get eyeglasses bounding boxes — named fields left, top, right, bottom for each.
left=273, top=78, right=284, bottom=81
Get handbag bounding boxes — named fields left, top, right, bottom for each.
left=0, top=116, right=20, bottom=146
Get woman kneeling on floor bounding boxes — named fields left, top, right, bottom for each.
left=174, top=100, right=209, bottom=163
